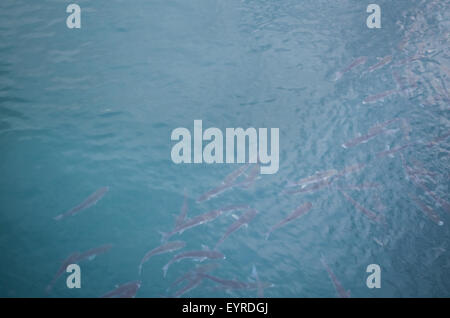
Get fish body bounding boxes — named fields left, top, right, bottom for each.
left=321, top=257, right=350, bottom=298
left=340, top=190, right=381, bottom=223
left=46, top=252, right=81, bottom=293
left=362, top=89, right=397, bottom=104
left=139, top=241, right=186, bottom=275
left=163, top=250, right=225, bottom=277
left=266, top=202, right=312, bottom=240
left=54, top=186, right=109, bottom=221
left=334, top=57, right=367, bottom=81
left=215, top=209, right=259, bottom=248
left=101, top=281, right=141, bottom=298
left=410, top=196, right=444, bottom=226
left=287, top=170, right=337, bottom=189
left=367, top=55, right=392, bottom=73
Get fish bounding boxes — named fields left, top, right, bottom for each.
left=169, top=263, right=220, bottom=290
left=376, top=143, right=414, bottom=158
left=362, top=89, right=397, bottom=104
left=394, top=53, right=424, bottom=66
left=332, top=182, right=381, bottom=191
left=265, top=202, right=312, bottom=240
left=139, top=241, right=186, bottom=275
left=284, top=179, right=331, bottom=195
left=286, top=170, right=338, bottom=189
left=215, top=209, right=259, bottom=248
left=101, top=281, right=141, bottom=298
left=45, top=252, right=81, bottom=293
left=175, top=189, right=189, bottom=228
left=54, top=186, right=109, bottom=221
left=223, top=164, right=250, bottom=185
left=366, top=55, right=392, bottom=73
left=320, top=256, right=351, bottom=298
left=342, top=119, right=399, bottom=148
left=196, top=183, right=234, bottom=203
left=334, top=56, right=367, bottom=81
left=410, top=195, right=444, bottom=226
left=160, top=206, right=249, bottom=242
left=410, top=176, right=450, bottom=214
left=337, top=163, right=366, bottom=176
left=340, top=190, right=382, bottom=223
left=77, top=244, right=113, bottom=262
left=162, top=250, right=225, bottom=277
left=237, top=164, right=260, bottom=188
left=173, top=275, right=204, bottom=298
left=201, top=274, right=273, bottom=293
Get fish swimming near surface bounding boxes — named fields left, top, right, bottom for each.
left=237, top=164, right=260, bottom=189
left=139, top=241, right=186, bottom=275
left=366, top=55, right=392, bottom=73
left=362, top=89, right=398, bottom=104
left=196, top=165, right=250, bottom=203
left=101, top=280, right=141, bottom=298
left=284, top=179, right=332, bottom=195
left=410, top=195, right=444, bottom=226
left=45, top=252, right=81, bottom=293
left=160, top=205, right=249, bottom=242
left=215, top=208, right=259, bottom=248
left=341, top=119, right=399, bottom=148
left=340, top=190, right=383, bottom=223
left=169, top=263, right=220, bottom=290
left=162, top=249, right=225, bottom=277
left=265, top=202, right=312, bottom=240
left=54, top=186, right=109, bottom=221
left=77, top=244, right=113, bottom=262
left=174, top=189, right=189, bottom=228
left=286, top=170, right=338, bottom=189
left=172, top=275, right=204, bottom=298
left=333, top=56, right=367, bottom=81
left=376, top=143, right=414, bottom=158
left=320, top=256, right=351, bottom=298
left=46, top=244, right=112, bottom=293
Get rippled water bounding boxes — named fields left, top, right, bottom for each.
left=0, top=0, right=449, bottom=297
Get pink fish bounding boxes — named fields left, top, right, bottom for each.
left=173, top=275, right=204, bottom=298
left=332, top=182, right=381, bottom=191
left=46, top=252, right=81, bottom=293
left=340, top=190, right=383, bottom=223
left=376, top=143, right=414, bottom=158
left=410, top=195, right=444, bottom=226
left=362, top=89, right=398, bottom=104
left=162, top=250, right=225, bottom=277
left=139, top=241, right=186, bottom=275
left=265, top=202, right=312, bottom=240
left=367, top=55, right=392, bottom=73
left=215, top=209, right=259, bottom=248
left=169, top=263, right=220, bottom=290
left=54, top=186, right=109, bottom=221
left=77, top=244, right=113, bottom=262
left=321, top=256, right=351, bottom=298
left=286, top=170, right=338, bottom=189
left=284, top=179, right=331, bottom=195
left=160, top=205, right=248, bottom=242
left=223, top=164, right=250, bottom=185
left=236, top=164, right=260, bottom=188
left=101, top=281, right=141, bottom=298
left=342, top=119, right=400, bottom=148
left=337, top=163, right=366, bottom=176
left=175, top=189, right=189, bottom=228
left=334, top=57, right=367, bottom=81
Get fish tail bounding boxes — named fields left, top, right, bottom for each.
left=53, top=214, right=63, bottom=221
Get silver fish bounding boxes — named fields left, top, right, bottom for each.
left=265, top=202, right=312, bottom=240
left=215, top=208, right=259, bottom=248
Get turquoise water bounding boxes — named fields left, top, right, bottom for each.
left=0, top=0, right=449, bottom=297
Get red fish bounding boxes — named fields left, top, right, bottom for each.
left=334, top=57, right=367, bottom=81
left=340, top=190, right=383, bottom=223
left=139, top=241, right=186, bottom=275
left=362, top=89, right=398, bottom=104
left=367, top=55, right=392, bottom=73
left=162, top=250, right=225, bottom=277
left=101, top=281, right=141, bottom=298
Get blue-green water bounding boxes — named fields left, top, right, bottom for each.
left=0, top=0, right=449, bottom=297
